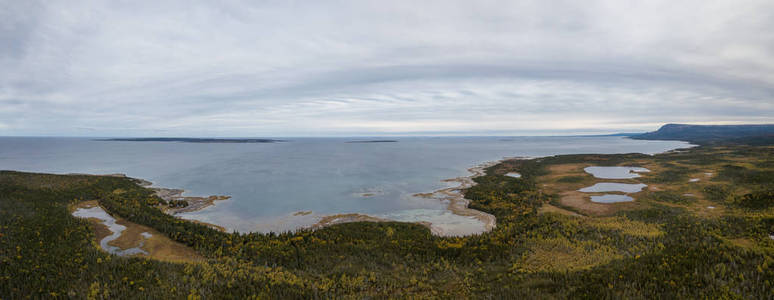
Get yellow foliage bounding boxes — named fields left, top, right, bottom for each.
left=437, top=239, right=465, bottom=249
left=587, top=217, right=663, bottom=238
left=517, top=237, right=622, bottom=273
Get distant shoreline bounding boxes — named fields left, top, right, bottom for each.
left=345, top=140, right=398, bottom=143
left=96, top=138, right=284, bottom=143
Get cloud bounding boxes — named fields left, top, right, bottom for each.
left=1, top=0, right=773, bottom=136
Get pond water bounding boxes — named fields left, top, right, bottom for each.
left=505, top=172, right=521, bottom=178
left=578, top=182, right=647, bottom=193
left=584, top=166, right=650, bottom=179
left=590, top=194, right=634, bottom=203
left=72, top=206, right=148, bottom=256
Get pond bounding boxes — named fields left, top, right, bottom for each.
left=72, top=206, right=149, bottom=256
left=505, top=172, right=521, bottom=178
left=578, top=182, right=647, bottom=193
left=590, top=194, right=634, bottom=203
left=584, top=166, right=650, bottom=179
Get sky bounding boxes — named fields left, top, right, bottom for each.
left=1, top=1, right=773, bottom=137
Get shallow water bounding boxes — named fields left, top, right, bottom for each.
left=584, top=166, right=650, bottom=179
left=72, top=206, right=147, bottom=256
left=590, top=194, right=634, bottom=203
left=2, top=136, right=689, bottom=235
left=377, top=208, right=484, bottom=236
left=578, top=182, right=647, bottom=193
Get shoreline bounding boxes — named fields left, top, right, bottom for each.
left=306, top=158, right=530, bottom=236
left=409, top=161, right=502, bottom=235
left=124, top=158, right=521, bottom=236
left=132, top=178, right=230, bottom=232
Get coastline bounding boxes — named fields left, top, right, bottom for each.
left=125, top=158, right=511, bottom=236
left=410, top=160, right=503, bottom=235
left=128, top=158, right=525, bottom=236
left=61, top=138, right=688, bottom=237
left=306, top=158, right=529, bottom=236
left=132, top=178, right=230, bottom=232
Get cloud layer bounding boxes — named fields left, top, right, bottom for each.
left=2, top=0, right=773, bottom=136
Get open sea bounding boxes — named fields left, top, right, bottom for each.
left=0, top=136, right=691, bottom=235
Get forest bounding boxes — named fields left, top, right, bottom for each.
left=1, top=145, right=773, bottom=298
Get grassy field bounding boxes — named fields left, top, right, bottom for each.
left=1, top=145, right=773, bottom=298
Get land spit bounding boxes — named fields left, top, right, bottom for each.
left=429, top=161, right=500, bottom=234
left=133, top=178, right=231, bottom=216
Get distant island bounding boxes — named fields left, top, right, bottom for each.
left=631, top=123, right=774, bottom=145
left=345, top=140, right=398, bottom=143
left=98, top=138, right=284, bottom=143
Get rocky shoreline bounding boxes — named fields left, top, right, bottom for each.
left=411, top=161, right=501, bottom=235
left=117, top=158, right=521, bottom=236
left=128, top=178, right=230, bottom=231
left=306, top=158, right=525, bottom=236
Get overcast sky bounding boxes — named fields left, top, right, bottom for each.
left=1, top=1, right=773, bottom=137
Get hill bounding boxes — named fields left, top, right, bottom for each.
left=631, top=123, right=774, bottom=145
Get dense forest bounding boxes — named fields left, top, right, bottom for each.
left=1, top=145, right=773, bottom=298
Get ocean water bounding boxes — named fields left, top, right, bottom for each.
left=0, top=136, right=690, bottom=234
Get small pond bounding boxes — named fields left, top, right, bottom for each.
left=72, top=206, right=148, bottom=256
left=505, top=172, right=521, bottom=178
left=584, top=166, right=650, bottom=179
left=578, top=182, right=647, bottom=193
left=590, top=194, right=634, bottom=203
